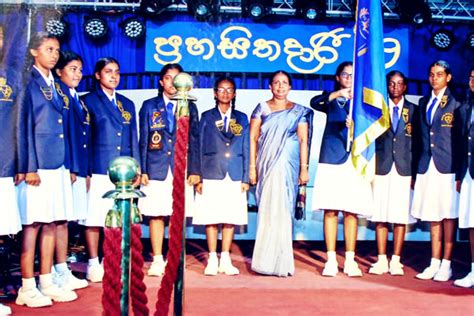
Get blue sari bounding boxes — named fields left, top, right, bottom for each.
left=251, top=102, right=312, bottom=276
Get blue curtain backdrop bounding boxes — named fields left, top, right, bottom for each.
left=0, top=8, right=471, bottom=95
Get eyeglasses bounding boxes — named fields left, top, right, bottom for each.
left=216, top=87, right=235, bottom=93
left=340, top=72, right=352, bottom=79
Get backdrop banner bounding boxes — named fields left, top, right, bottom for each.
left=145, top=20, right=408, bottom=75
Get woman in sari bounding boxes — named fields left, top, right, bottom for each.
left=249, top=70, right=312, bottom=277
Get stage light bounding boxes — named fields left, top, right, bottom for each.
left=467, top=33, right=474, bottom=49
left=431, top=28, right=454, bottom=51
left=45, top=18, right=67, bottom=39
left=122, top=17, right=146, bottom=39
left=188, top=0, right=219, bottom=20
left=141, top=0, right=174, bottom=16
left=245, top=0, right=272, bottom=20
left=398, top=0, right=431, bottom=25
left=83, top=17, right=108, bottom=40
left=295, top=1, right=326, bottom=21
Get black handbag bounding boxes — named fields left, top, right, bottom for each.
left=295, top=185, right=306, bottom=220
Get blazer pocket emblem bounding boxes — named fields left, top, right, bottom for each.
left=404, top=123, right=412, bottom=136
left=229, top=119, right=243, bottom=136
left=0, top=77, right=13, bottom=102
left=149, top=131, right=163, bottom=150
left=441, top=113, right=453, bottom=127
left=150, top=111, right=165, bottom=130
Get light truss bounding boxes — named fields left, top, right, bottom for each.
left=1, top=0, right=472, bottom=22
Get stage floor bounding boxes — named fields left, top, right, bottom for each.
left=3, top=240, right=473, bottom=315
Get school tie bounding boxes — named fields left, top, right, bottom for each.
left=112, top=97, right=117, bottom=108
left=426, top=97, right=437, bottom=125
left=392, top=106, right=399, bottom=132
left=73, top=92, right=82, bottom=112
left=166, top=102, right=174, bottom=132
left=51, top=82, right=59, bottom=102
left=224, top=116, right=228, bottom=132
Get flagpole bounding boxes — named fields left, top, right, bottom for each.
left=346, top=0, right=360, bottom=153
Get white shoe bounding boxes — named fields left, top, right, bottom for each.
left=87, top=264, right=104, bottom=283
left=322, top=260, right=338, bottom=277
left=369, top=260, right=389, bottom=275
left=15, top=287, right=53, bottom=308
left=204, top=257, right=218, bottom=276
left=218, top=257, right=239, bottom=275
left=0, top=303, right=12, bottom=315
left=389, top=261, right=405, bottom=276
left=454, top=272, right=474, bottom=288
left=343, top=260, right=362, bottom=277
left=39, top=284, right=77, bottom=302
left=148, top=260, right=166, bottom=277
left=433, top=268, right=452, bottom=282
left=55, top=270, right=88, bottom=291
left=416, top=265, right=439, bottom=280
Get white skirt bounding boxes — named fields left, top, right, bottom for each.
left=139, top=168, right=195, bottom=218
left=370, top=165, right=416, bottom=224
left=193, top=175, right=248, bottom=225
left=459, top=172, right=474, bottom=228
left=0, top=177, right=22, bottom=235
left=411, top=159, right=458, bottom=221
left=18, top=166, right=74, bottom=225
left=311, top=159, right=373, bottom=216
left=79, top=174, right=114, bottom=227
left=71, top=176, right=88, bottom=221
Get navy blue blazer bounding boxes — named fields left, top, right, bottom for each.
left=376, top=99, right=418, bottom=177
left=0, top=69, right=18, bottom=177
left=57, top=81, right=92, bottom=177
left=416, top=88, right=463, bottom=179
left=17, top=68, right=71, bottom=173
left=138, top=93, right=200, bottom=180
left=199, top=108, right=250, bottom=183
left=83, top=89, right=139, bottom=175
left=310, top=91, right=350, bottom=164
left=459, top=93, right=474, bottom=179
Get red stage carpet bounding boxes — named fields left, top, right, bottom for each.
left=4, top=240, right=473, bottom=315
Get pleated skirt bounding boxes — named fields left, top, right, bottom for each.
left=193, top=175, right=248, bottom=225
left=371, top=165, right=416, bottom=224
left=18, top=166, right=73, bottom=225
left=459, top=172, right=474, bottom=228
left=411, top=159, right=458, bottom=221
left=71, top=176, right=88, bottom=221
left=311, top=159, right=373, bottom=216
left=79, top=174, right=114, bottom=227
left=0, top=177, right=22, bottom=235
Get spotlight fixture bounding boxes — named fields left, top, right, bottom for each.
left=398, top=0, right=431, bottom=25
left=140, top=0, right=174, bottom=16
left=83, top=17, right=108, bottom=40
left=45, top=18, right=67, bottom=39
left=296, top=0, right=326, bottom=21
left=188, top=0, right=219, bottom=21
left=245, top=0, right=272, bottom=20
left=467, top=32, right=474, bottom=49
left=122, top=17, right=146, bottom=39
left=431, top=29, right=454, bottom=51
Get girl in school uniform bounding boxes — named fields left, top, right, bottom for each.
left=16, top=32, right=77, bottom=308
left=193, top=76, right=250, bottom=275
left=310, top=61, right=373, bottom=277
left=369, top=71, right=418, bottom=275
left=139, top=63, right=200, bottom=276
left=52, top=50, right=89, bottom=290
left=80, top=57, right=139, bottom=282
left=0, top=23, right=22, bottom=315
left=411, top=60, right=462, bottom=282
left=454, top=66, right=474, bottom=288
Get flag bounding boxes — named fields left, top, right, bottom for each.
left=350, top=0, right=390, bottom=180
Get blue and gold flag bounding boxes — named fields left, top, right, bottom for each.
left=351, top=0, right=390, bottom=180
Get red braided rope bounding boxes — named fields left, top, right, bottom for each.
left=102, top=227, right=122, bottom=316
left=130, top=224, right=149, bottom=316
left=155, top=116, right=190, bottom=316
